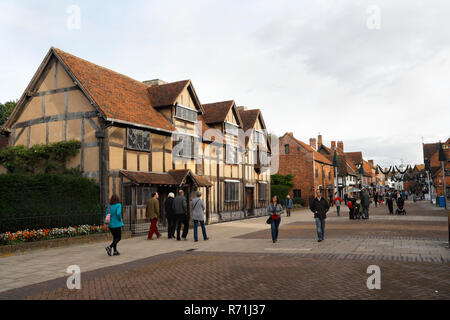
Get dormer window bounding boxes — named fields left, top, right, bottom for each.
left=224, top=122, right=239, bottom=136
left=175, top=104, right=197, bottom=123
left=254, top=130, right=265, bottom=146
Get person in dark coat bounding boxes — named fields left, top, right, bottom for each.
left=165, top=192, right=176, bottom=239
left=310, top=190, right=330, bottom=242
left=361, top=189, right=370, bottom=219
left=284, top=195, right=293, bottom=217
left=173, top=189, right=189, bottom=240
left=386, top=190, right=394, bottom=214
left=374, top=191, right=379, bottom=207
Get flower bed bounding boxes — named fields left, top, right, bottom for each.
left=0, top=224, right=109, bottom=246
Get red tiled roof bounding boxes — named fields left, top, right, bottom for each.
left=345, top=152, right=363, bottom=165
left=52, top=47, right=175, bottom=132
left=146, top=80, right=190, bottom=107
left=285, top=134, right=332, bottom=165
left=238, top=109, right=260, bottom=133
left=423, top=143, right=439, bottom=161
left=202, top=100, right=235, bottom=124
left=120, top=169, right=211, bottom=187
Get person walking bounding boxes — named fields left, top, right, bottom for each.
left=173, top=189, right=189, bottom=240
left=310, top=190, right=329, bottom=242
left=334, top=195, right=343, bottom=217
left=386, top=190, right=394, bottom=214
left=105, top=194, right=124, bottom=256
left=267, top=195, right=283, bottom=243
left=361, top=189, right=370, bottom=219
left=165, top=192, right=176, bottom=239
left=284, top=195, right=293, bottom=217
left=374, top=191, right=379, bottom=207
left=147, top=192, right=161, bottom=240
left=192, top=191, right=209, bottom=242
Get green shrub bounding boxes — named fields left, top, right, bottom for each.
left=0, top=174, right=101, bottom=232
left=0, top=140, right=81, bottom=174
left=292, top=197, right=305, bottom=207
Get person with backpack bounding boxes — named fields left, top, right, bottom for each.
left=105, top=194, right=124, bottom=256
left=192, top=191, right=209, bottom=242
left=334, top=195, right=343, bottom=217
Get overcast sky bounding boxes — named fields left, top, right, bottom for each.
left=0, top=0, right=449, bottom=168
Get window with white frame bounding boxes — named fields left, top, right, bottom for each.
left=254, top=130, right=264, bottom=146
left=225, top=181, right=239, bottom=202
left=175, top=104, right=197, bottom=123
left=225, top=144, right=238, bottom=164
left=258, top=182, right=268, bottom=201
left=127, top=128, right=151, bottom=151
left=173, top=133, right=198, bottom=159
left=225, top=122, right=239, bottom=136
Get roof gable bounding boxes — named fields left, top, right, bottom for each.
left=202, top=100, right=241, bottom=125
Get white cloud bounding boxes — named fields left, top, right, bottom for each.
left=0, top=0, right=448, bottom=166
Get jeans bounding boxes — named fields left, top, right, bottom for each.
left=271, top=217, right=281, bottom=241
left=109, top=227, right=121, bottom=252
left=315, top=218, right=325, bottom=240
left=363, top=206, right=369, bottom=219
left=336, top=206, right=340, bottom=216
left=193, top=220, right=208, bottom=241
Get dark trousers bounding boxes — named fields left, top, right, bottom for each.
left=286, top=208, right=291, bottom=216
left=336, top=206, right=340, bottom=216
left=109, top=227, right=121, bottom=252
left=176, top=214, right=189, bottom=239
left=167, top=216, right=176, bottom=238
left=387, top=200, right=394, bottom=214
left=363, top=205, right=369, bottom=219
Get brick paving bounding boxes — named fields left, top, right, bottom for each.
left=0, top=251, right=448, bottom=300
left=0, top=201, right=448, bottom=300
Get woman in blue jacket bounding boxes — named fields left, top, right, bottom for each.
left=105, top=194, right=124, bottom=256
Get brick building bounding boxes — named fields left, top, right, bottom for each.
left=423, top=138, right=450, bottom=198
left=279, top=132, right=334, bottom=205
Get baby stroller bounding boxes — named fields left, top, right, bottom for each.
left=396, top=198, right=406, bottom=215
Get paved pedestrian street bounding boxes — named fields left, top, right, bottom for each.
left=0, top=201, right=449, bottom=300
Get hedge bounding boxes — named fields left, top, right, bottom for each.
left=0, top=174, right=101, bottom=232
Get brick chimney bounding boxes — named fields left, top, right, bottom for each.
left=309, top=138, right=317, bottom=150
left=369, top=160, right=374, bottom=167
left=337, top=141, right=344, bottom=152
left=236, top=106, right=248, bottom=111
left=331, top=141, right=336, bottom=150
left=317, top=134, right=323, bottom=148
left=142, top=79, right=167, bottom=86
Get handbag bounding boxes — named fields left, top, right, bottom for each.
left=104, top=205, right=111, bottom=225
left=266, top=216, right=273, bottom=224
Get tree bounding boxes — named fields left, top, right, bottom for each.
left=0, top=100, right=17, bottom=126
left=270, top=174, right=294, bottom=202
